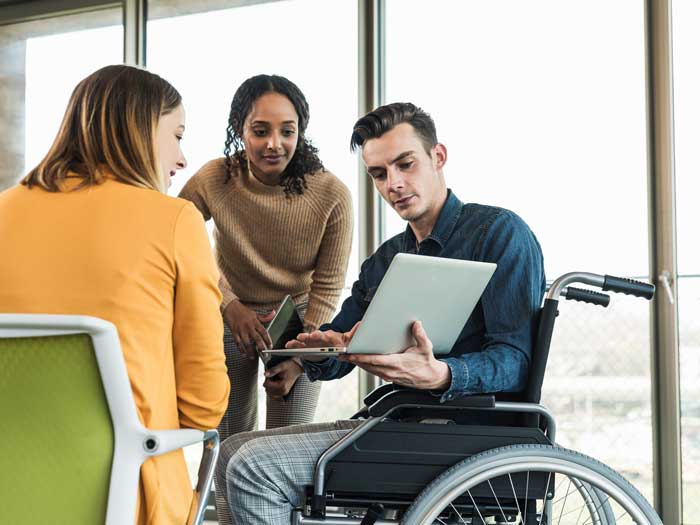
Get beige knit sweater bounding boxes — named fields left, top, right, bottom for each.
left=179, top=158, right=353, bottom=330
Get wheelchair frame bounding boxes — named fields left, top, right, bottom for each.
left=291, top=271, right=658, bottom=525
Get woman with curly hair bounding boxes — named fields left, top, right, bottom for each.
left=179, top=74, right=353, bottom=449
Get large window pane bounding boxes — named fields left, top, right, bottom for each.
left=147, top=0, right=359, bottom=428
left=0, top=9, right=123, bottom=191
left=672, top=1, right=700, bottom=522
left=385, top=0, right=653, bottom=501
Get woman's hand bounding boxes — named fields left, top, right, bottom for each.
left=223, top=300, right=275, bottom=359
left=263, top=359, right=304, bottom=399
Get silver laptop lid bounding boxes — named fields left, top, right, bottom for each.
left=344, top=253, right=497, bottom=355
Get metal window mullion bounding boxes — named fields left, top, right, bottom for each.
left=123, top=0, right=146, bottom=66
left=356, top=0, right=385, bottom=403
left=645, top=0, right=683, bottom=523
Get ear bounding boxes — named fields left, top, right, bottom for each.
left=432, top=143, right=447, bottom=169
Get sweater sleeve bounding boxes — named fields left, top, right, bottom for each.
left=179, top=163, right=239, bottom=311
left=303, top=183, right=354, bottom=330
left=178, top=170, right=212, bottom=221
left=171, top=202, right=229, bottom=429
left=218, top=273, right=239, bottom=312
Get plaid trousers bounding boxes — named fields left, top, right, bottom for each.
left=215, top=420, right=362, bottom=525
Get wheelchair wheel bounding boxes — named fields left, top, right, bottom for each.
left=403, top=444, right=661, bottom=525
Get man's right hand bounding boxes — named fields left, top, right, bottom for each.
left=223, top=300, right=275, bottom=359
left=285, top=322, right=361, bottom=350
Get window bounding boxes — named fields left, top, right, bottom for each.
left=0, top=9, right=122, bottom=190
left=385, top=0, right=653, bottom=501
left=147, top=0, right=360, bottom=427
left=672, top=1, right=700, bottom=521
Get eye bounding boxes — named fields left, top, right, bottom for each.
left=282, top=128, right=296, bottom=137
left=398, top=161, right=413, bottom=170
left=368, top=171, right=386, bottom=180
left=252, top=129, right=267, bottom=137
left=175, top=135, right=183, bottom=142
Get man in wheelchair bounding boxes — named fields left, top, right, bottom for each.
left=213, top=102, right=546, bottom=525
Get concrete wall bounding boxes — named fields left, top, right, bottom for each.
left=0, top=31, right=25, bottom=190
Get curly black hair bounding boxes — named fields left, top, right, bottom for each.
left=223, top=74, right=324, bottom=195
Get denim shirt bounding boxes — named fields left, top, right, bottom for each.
left=303, top=190, right=545, bottom=402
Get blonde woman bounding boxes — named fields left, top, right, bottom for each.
left=0, top=65, right=229, bottom=524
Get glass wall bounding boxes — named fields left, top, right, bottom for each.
left=147, top=0, right=360, bottom=428
left=384, top=0, right=654, bottom=501
left=4, top=0, right=698, bottom=520
left=0, top=8, right=123, bottom=191
left=672, top=1, right=700, bottom=522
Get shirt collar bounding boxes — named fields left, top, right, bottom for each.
left=401, top=189, right=463, bottom=251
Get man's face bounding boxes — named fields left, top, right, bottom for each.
left=362, top=123, right=446, bottom=224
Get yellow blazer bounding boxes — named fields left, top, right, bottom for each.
left=0, top=176, right=229, bottom=524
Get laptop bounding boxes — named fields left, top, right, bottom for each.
left=261, top=253, right=496, bottom=358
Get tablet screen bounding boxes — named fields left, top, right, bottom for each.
left=266, top=295, right=304, bottom=350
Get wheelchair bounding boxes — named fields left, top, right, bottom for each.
left=290, top=271, right=662, bottom=525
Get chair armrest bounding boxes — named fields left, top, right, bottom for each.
left=367, top=387, right=495, bottom=417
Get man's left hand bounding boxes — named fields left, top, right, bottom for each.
left=338, top=320, right=451, bottom=390
left=263, top=359, right=304, bottom=399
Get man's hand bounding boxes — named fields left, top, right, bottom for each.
left=223, top=300, right=275, bottom=360
left=263, top=359, right=303, bottom=399
left=338, top=321, right=451, bottom=390
left=285, top=322, right=361, bottom=350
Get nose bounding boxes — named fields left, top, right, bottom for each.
left=177, top=154, right=187, bottom=170
left=266, top=132, right=281, bottom=151
left=386, top=166, right=405, bottom=192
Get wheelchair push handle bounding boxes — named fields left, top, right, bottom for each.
left=562, top=287, right=610, bottom=307
left=602, top=275, right=655, bottom=300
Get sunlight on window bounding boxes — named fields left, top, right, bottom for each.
left=385, top=0, right=654, bottom=503
left=672, top=1, right=700, bottom=521
left=24, top=25, right=123, bottom=173
left=385, top=0, right=648, bottom=279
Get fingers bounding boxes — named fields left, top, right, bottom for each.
left=411, top=320, right=433, bottom=353
left=253, top=324, right=271, bottom=350
left=265, top=362, right=284, bottom=378
left=232, top=333, right=257, bottom=360
left=287, top=330, right=334, bottom=348
left=265, top=359, right=302, bottom=378
left=258, top=309, right=276, bottom=323
left=342, top=322, right=362, bottom=346
left=263, top=378, right=284, bottom=399
left=285, top=338, right=306, bottom=349
left=339, top=353, right=394, bottom=367
left=263, top=374, right=296, bottom=398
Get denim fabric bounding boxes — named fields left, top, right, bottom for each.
left=303, top=190, right=545, bottom=402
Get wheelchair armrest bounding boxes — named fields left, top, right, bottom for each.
left=362, top=383, right=399, bottom=407
left=367, top=387, right=496, bottom=417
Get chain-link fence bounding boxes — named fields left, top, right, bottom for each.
left=540, top=291, right=655, bottom=504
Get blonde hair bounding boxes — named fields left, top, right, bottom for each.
left=23, top=64, right=181, bottom=193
